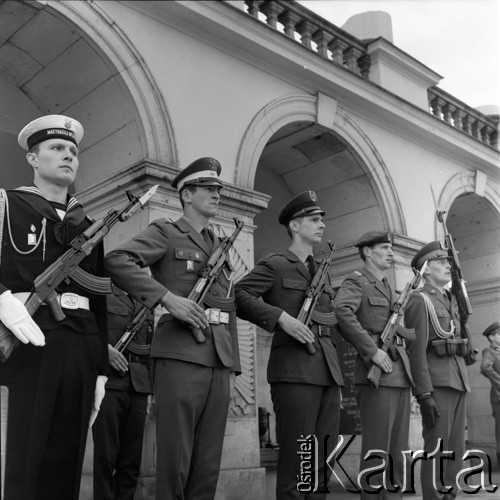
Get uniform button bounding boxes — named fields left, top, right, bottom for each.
left=179, top=251, right=184, bottom=256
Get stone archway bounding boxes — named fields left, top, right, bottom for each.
left=235, top=92, right=406, bottom=240
left=435, top=171, right=500, bottom=460
left=0, top=0, right=176, bottom=195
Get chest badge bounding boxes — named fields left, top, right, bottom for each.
left=187, top=260, right=194, bottom=271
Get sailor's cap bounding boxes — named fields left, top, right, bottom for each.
left=18, top=114, right=84, bottom=151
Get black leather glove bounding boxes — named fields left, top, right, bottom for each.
left=419, top=396, right=440, bottom=428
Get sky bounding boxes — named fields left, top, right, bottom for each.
left=297, top=0, right=500, bottom=111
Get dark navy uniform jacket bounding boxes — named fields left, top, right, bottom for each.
left=0, top=187, right=108, bottom=372
left=234, top=250, right=343, bottom=386
left=335, top=269, right=412, bottom=387
left=104, top=216, right=240, bottom=372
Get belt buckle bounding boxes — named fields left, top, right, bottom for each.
left=60, top=292, right=79, bottom=310
left=207, top=309, right=221, bottom=325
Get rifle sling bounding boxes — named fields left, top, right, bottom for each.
left=202, top=292, right=235, bottom=311
left=310, top=309, right=337, bottom=326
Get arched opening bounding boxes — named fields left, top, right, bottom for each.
left=254, top=121, right=388, bottom=260
left=0, top=0, right=175, bottom=193
left=446, top=193, right=500, bottom=458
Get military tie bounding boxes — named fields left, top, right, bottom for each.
left=306, top=255, right=316, bottom=278
left=201, top=227, right=213, bottom=253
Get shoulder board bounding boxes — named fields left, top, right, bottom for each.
left=264, top=252, right=284, bottom=260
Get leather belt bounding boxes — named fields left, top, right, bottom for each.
left=13, top=292, right=90, bottom=311
left=205, top=308, right=229, bottom=325
left=311, top=324, right=331, bottom=337
left=124, top=352, right=149, bottom=363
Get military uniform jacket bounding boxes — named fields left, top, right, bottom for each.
left=480, top=345, right=500, bottom=404
left=0, top=187, right=108, bottom=373
left=104, top=216, right=240, bottom=372
left=404, top=283, right=470, bottom=396
left=106, top=288, right=153, bottom=394
left=334, top=269, right=412, bottom=387
left=234, top=250, right=343, bottom=386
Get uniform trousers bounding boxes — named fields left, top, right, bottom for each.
left=356, top=385, right=411, bottom=500
left=0, top=326, right=101, bottom=500
left=154, top=359, right=230, bottom=500
left=270, top=382, right=341, bottom=500
left=92, top=389, right=148, bottom=500
left=421, top=387, right=466, bottom=500
left=493, top=402, right=500, bottom=457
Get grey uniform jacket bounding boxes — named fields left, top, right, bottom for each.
left=104, top=216, right=240, bottom=372
left=404, top=283, right=470, bottom=396
left=334, top=269, right=413, bottom=387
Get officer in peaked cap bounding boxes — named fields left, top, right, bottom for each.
left=236, top=190, right=343, bottom=499
left=104, top=156, right=240, bottom=499
left=171, top=157, right=223, bottom=191
left=405, top=239, right=471, bottom=500
left=278, top=190, right=325, bottom=226
left=335, top=227, right=413, bottom=499
left=18, top=114, right=84, bottom=150
left=354, top=230, right=392, bottom=248
left=480, top=320, right=500, bottom=470
left=0, top=114, right=108, bottom=499
left=411, top=240, right=450, bottom=271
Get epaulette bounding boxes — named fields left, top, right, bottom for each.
left=264, top=252, right=283, bottom=260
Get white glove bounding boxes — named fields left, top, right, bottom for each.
left=0, top=290, right=45, bottom=346
left=89, top=375, right=108, bottom=428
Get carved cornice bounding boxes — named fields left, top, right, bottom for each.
left=76, top=160, right=270, bottom=222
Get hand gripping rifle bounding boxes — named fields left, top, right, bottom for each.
left=366, top=263, right=427, bottom=388
left=297, top=242, right=337, bottom=355
left=187, top=217, right=244, bottom=343
left=431, top=186, right=478, bottom=365
left=0, top=185, right=158, bottom=362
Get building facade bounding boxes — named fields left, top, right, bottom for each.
left=0, top=1, right=498, bottom=498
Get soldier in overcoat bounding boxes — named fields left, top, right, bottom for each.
left=404, top=241, right=470, bottom=500
left=104, top=158, right=240, bottom=500
left=235, top=191, right=342, bottom=500
left=334, top=231, right=413, bottom=499
left=0, top=115, right=108, bottom=500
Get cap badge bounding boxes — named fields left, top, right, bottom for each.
left=64, top=118, right=72, bottom=129
left=208, top=158, right=217, bottom=171
left=309, top=191, right=317, bottom=202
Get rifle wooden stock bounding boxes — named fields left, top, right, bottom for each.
left=186, top=218, right=244, bottom=343
left=0, top=186, right=157, bottom=362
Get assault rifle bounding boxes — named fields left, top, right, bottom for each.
left=188, top=217, right=244, bottom=343
left=297, top=241, right=337, bottom=355
left=114, top=305, right=152, bottom=354
left=0, top=185, right=158, bottom=362
left=114, top=304, right=153, bottom=376
left=431, top=186, right=478, bottom=365
left=366, top=263, right=427, bottom=388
